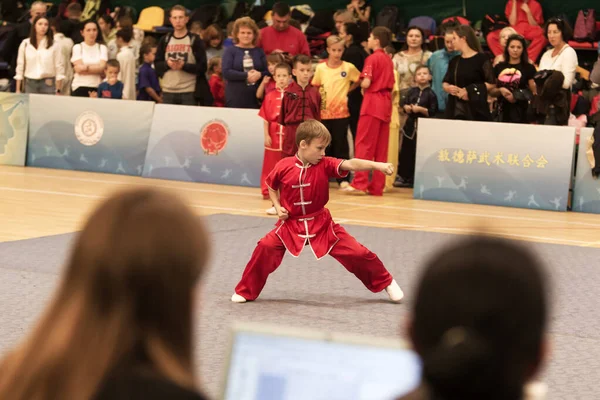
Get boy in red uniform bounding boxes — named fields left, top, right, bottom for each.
left=280, top=55, right=321, bottom=158
left=259, top=63, right=292, bottom=214
left=231, top=120, right=404, bottom=303
left=343, top=27, right=395, bottom=196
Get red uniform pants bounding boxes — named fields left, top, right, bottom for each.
left=351, top=115, right=390, bottom=196
left=234, top=225, right=394, bottom=301
left=486, top=23, right=546, bottom=63
left=261, top=149, right=282, bottom=198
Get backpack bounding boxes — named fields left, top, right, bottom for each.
left=375, top=5, right=403, bottom=37
left=574, top=9, right=597, bottom=42
left=408, top=16, right=437, bottom=37
left=481, top=13, right=508, bottom=37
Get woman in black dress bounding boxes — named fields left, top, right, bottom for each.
left=490, top=34, right=536, bottom=123
left=443, top=25, right=496, bottom=121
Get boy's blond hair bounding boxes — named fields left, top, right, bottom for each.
left=296, top=120, right=332, bottom=147
left=326, top=35, right=344, bottom=47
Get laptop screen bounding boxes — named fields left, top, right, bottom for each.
left=223, top=330, right=422, bottom=400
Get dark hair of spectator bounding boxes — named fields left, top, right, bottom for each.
left=80, top=19, right=104, bottom=44
left=142, top=36, right=157, bottom=47
left=274, top=62, right=292, bottom=75
left=0, top=188, right=210, bottom=400
left=272, top=2, right=291, bottom=17
left=402, top=26, right=428, bottom=51
left=66, top=2, right=82, bottom=15
left=266, top=52, right=285, bottom=65
left=204, top=24, right=223, bottom=49
left=343, top=22, right=365, bottom=45
left=116, top=28, right=132, bottom=44
left=371, top=26, right=392, bottom=48
left=503, top=34, right=529, bottom=66
left=139, top=43, right=157, bottom=64
left=117, top=15, right=133, bottom=30
left=412, top=236, right=548, bottom=400
left=99, top=14, right=115, bottom=30
left=29, top=16, right=54, bottom=49
left=544, top=17, right=573, bottom=42
left=451, top=24, right=481, bottom=53
left=170, top=5, right=189, bottom=17
left=292, top=54, right=311, bottom=68
left=106, top=59, right=120, bottom=70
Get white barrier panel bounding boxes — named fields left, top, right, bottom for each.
left=0, top=93, right=29, bottom=166
left=414, top=119, right=576, bottom=211
left=573, top=128, right=600, bottom=213
left=143, top=105, right=263, bottom=188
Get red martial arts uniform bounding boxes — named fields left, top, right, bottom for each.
left=258, top=86, right=286, bottom=198
left=234, top=156, right=394, bottom=301
left=279, top=81, right=321, bottom=157
left=486, top=0, right=546, bottom=63
left=352, top=49, right=395, bottom=196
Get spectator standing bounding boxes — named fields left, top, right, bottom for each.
left=333, top=9, right=354, bottom=34
left=490, top=35, right=537, bottom=123
left=16, top=1, right=47, bottom=44
left=443, top=26, right=496, bottom=121
left=427, top=29, right=460, bottom=116
left=539, top=18, right=578, bottom=90
left=395, top=236, right=549, bottom=400
left=155, top=5, right=210, bottom=106
left=340, top=21, right=368, bottom=142
left=96, top=59, right=124, bottom=99
left=222, top=17, right=268, bottom=109
left=492, top=26, right=518, bottom=66
left=256, top=53, right=286, bottom=101
left=203, top=24, right=225, bottom=61
left=137, top=44, right=162, bottom=102
left=115, top=29, right=136, bottom=101
left=208, top=57, right=225, bottom=107
left=107, top=16, right=141, bottom=61
left=487, top=0, right=546, bottom=63
left=98, top=14, right=116, bottom=44
left=15, top=16, right=65, bottom=95
left=60, top=3, right=83, bottom=44
left=70, top=20, right=107, bottom=97
left=393, top=26, right=432, bottom=93
left=51, top=18, right=75, bottom=96
left=0, top=188, right=211, bottom=400
left=258, top=2, right=310, bottom=57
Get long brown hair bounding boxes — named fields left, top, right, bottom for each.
left=29, top=15, right=54, bottom=49
left=452, top=24, right=482, bottom=53
left=0, top=188, right=210, bottom=400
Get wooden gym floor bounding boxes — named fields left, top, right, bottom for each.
left=1, top=165, right=599, bottom=248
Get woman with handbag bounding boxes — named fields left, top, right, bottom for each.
left=442, top=25, right=496, bottom=121
left=490, top=34, right=537, bottom=123
left=15, top=16, right=65, bottom=95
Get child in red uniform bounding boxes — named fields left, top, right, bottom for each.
left=343, top=27, right=395, bottom=196
left=259, top=63, right=292, bottom=214
left=280, top=55, right=321, bottom=158
left=231, top=120, right=404, bottom=303
left=208, top=57, right=225, bottom=107
left=257, top=53, right=285, bottom=100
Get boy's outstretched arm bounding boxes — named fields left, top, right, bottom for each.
left=340, top=159, right=394, bottom=176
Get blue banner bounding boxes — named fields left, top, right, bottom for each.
left=414, top=119, right=576, bottom=211
left=572, top=128, right=600, bottom=213
left=27, top=95, right=154, bottom=176
left=0, top=93, right=29, bottom=166
left=143, top=104, right=263, bottom=187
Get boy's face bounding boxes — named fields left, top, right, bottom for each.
left=116, top=37, right=125, bottom=48
left=299, top=137, right=328, bottom=165
left=415, top=68, right=431, bottom=85
left=267, top=62, right=277, bottom=75
left=274, top=67, right=290, bottom=88
left=144, top=47, right=157, bottom=63
left=106, top=66, right=119, bottom=83
left=293, top=62, right=312, bottom=85
left=327, top=42, right=344, bottom=60
left=367, top=34, right=378, bottom=50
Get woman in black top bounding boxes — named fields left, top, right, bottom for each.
left=490, top=34, right=537, bottom=123
left=443, top=25, right=496, bottom=121
left=340, top=21, right=368, bottom=140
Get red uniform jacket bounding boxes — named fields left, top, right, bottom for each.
left=209, top=74, right=225, bottom=107
left=258, top=86, right=287, bottom=151
left=279, top=81, right=321, bottom=155
left=265, top=156, right=349, bottom=259
left=360, top=49, right=395, bottom=122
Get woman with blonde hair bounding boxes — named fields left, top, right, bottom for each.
left=222, top=16, right=268, bottom=108
left=492, top=26, right=518, bottom=66
left=0, top=188, right=210, bottom=400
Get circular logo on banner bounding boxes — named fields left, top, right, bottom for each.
left=74, top=111, right=104, bottom=146
left=341, top=71, right=347, bottom=78
left=200, top=120, right=229, bottom=155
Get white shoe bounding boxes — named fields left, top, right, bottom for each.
left=339, top=181, right=350, bottom=189
left=231, top=293, right=247, bottom=303
left=385, top=280, right=404, bottom=303
left=265, top=206, right=277, bottom=215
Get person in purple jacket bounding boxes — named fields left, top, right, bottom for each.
left=137, top=43, right=162, bottom=102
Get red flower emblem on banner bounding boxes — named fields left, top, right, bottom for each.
left=200, top=120, right=229, bottom=155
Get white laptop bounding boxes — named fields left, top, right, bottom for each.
left=220, top=323, right=422, bottom=400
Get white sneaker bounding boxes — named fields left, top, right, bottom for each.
left=339, top=181, right=350, bottom=189
left=265, top=206, right=277, bottom=215
left=231, top=293, right=247, bottom=303
left=385, top=280, right=404, bottom=303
